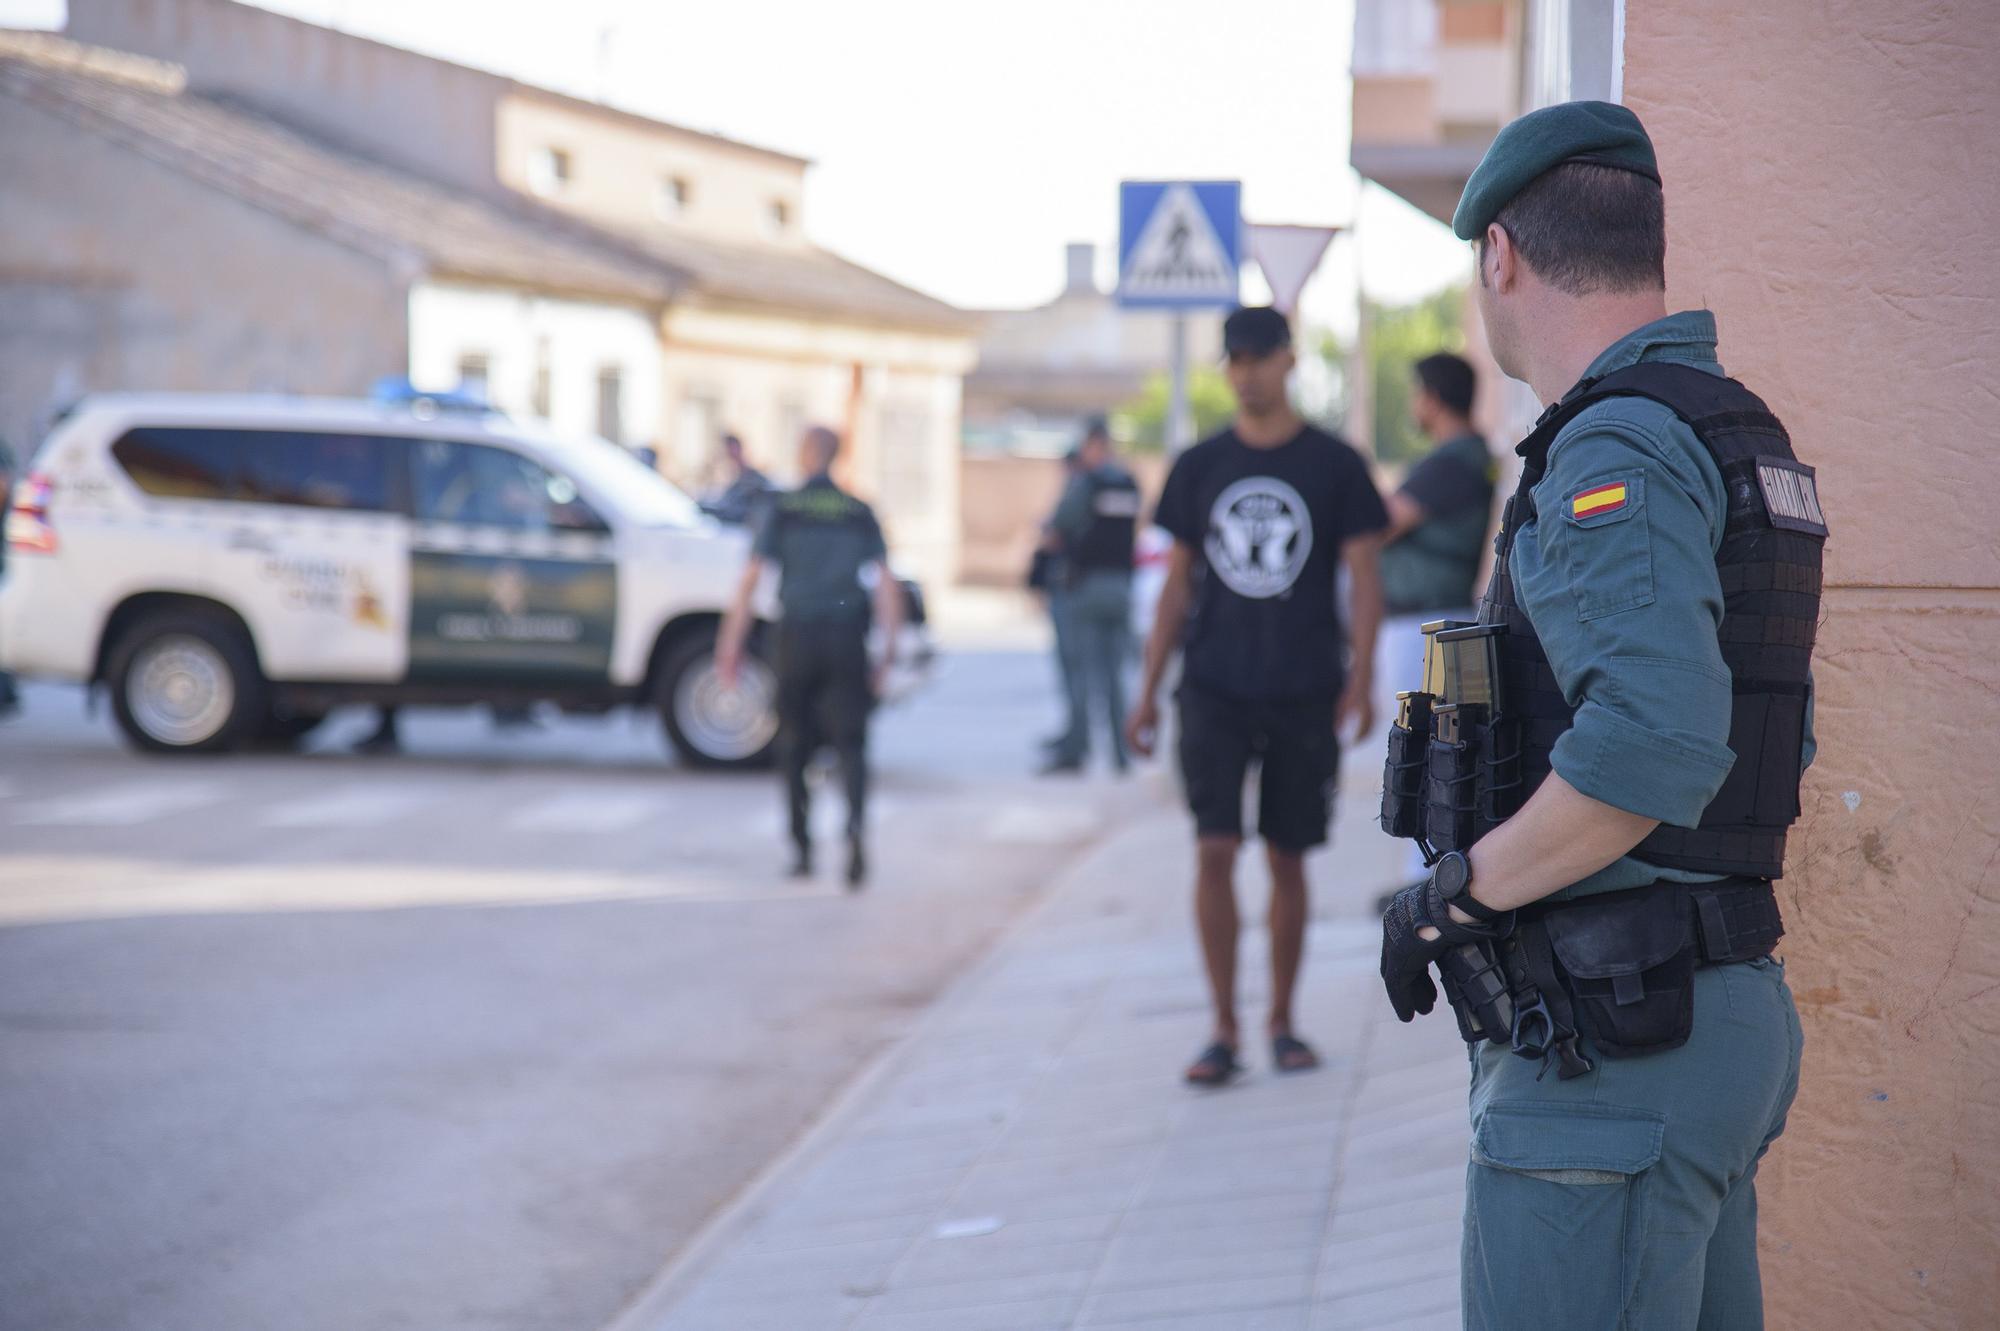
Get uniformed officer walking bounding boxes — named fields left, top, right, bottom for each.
left=1376, top=102, right=1822, bottom=1328
left=1041, top=420, right=1140, bottom=775
left=717, top=425, right=901, bottom=889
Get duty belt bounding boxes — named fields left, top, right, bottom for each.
left=1438, top=877, right=1784, bottom=1080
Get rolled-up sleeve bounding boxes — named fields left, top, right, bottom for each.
left=1509, top=415, right=1739, bottom=826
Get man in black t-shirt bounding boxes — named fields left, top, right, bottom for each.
left=1127, top=306, right=1389, bottom=1086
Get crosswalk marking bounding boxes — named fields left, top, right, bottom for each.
left=981, top=803, right=1102, bottom=845
left=258, top=783, right=440, bottom=828
left=513, top=791, right=658, bottom=833
left=0, top=854, right=830, bottom=925
left=9, top=779, right=226, bottom=826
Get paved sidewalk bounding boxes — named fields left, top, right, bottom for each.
left=612, top=766, right=1470, bottom=1331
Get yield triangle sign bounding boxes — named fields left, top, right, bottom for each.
left=1118, top=181, right=1240, bottom=307
left=1249, top=223, right=1339, bottom=316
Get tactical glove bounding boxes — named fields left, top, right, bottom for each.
left=1379, top=876, right=1513, bottom=1023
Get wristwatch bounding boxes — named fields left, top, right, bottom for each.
left=1429, top=850, right=1508, bottom=927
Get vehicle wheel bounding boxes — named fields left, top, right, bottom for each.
left=658, top=629, right=779, bottom=770
left=107, top=609, right=266, bottom=754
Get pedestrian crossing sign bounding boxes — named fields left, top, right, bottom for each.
left=1117, top=180, right=1242, bottom=309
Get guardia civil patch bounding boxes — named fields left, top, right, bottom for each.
left=1570, top=481, right=1628, bottom=519
left=1754, top=456, right=1829, bottom=536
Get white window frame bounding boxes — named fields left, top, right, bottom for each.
left=528, top=145, right=573, bottom=197
left=656, top=174, right=691, bottom=221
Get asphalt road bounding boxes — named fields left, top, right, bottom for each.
left=0, top=645, right=1145, bottom=1331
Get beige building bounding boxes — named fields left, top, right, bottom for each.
left=965, top=243, right=1227, bottom=454
left=40, top=0, right=977, bottom=582
left=0, top=30, right=672, bottom=458
left=1350, top=2, right=2000, bottom=1325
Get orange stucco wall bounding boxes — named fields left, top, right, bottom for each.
left=1626, top=4, right=2000, bottom=1327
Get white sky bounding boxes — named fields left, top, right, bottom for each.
left=2, top=0, right=1471, bottom=333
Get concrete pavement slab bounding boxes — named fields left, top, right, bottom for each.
left=609, top=763, right=1471, bottom=1331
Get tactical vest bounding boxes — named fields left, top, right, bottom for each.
left=1070, top=468, right=1140, bottom=575
left=1394, top=362, right=1826, bottom=880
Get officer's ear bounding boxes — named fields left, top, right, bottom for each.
left=1480, top=224, right=1519, bottom=294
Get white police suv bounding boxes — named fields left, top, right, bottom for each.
left=0, top=392, right=926, bottom=766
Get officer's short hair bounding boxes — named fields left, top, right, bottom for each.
left=1413, top=353, right=1476, bottom=417
left=1484, top=162, right=1666, bottom=295
left=803, top=424, right=841, bottom=465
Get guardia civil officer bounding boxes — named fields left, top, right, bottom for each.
left=1041, top=420, right=1139, bottom=775
left=0, top=434, right=18, bottom=716
left=1376, top=102, right=1822, bottom=1328
left=717, top=425, right=901, bottom=889
left=1029, top=446, right=1086, bottom=766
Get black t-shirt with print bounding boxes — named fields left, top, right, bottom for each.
left=1154, top=423, right=1388, bottom=703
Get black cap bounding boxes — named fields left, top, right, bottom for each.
left=1223, top=306, right=1290, bottom=358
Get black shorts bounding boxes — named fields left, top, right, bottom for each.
left=1176, top=685, right=1339, bottom=851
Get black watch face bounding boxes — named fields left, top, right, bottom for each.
left=1436, top=852, right=1471, bottom=899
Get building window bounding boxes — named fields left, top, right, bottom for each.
left=456, top=353, right=491, bottom=398
left=878, top=401, right=933, bottom=514
left=596, top=366, right=625, bottom=444
left=774, top=395, right=807, bottom=457
left=529, top=145, right=572, bottom=196
left=764, top=198, right=790, bottom=237
left=1353, top=0, right=1439, bottom=76
left=656, top=175, right=691, bottom=220
left=675, top=391, right=723, bottom=482
left=531, top=337, right=552, bottom=419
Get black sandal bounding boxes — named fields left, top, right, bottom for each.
left=1183, top=1041, right=1241, bottom=1087
left=1271, top=1033, right=1320, bottom=1073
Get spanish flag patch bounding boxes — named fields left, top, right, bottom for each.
left=1571, top=482, right=1628, bottom=519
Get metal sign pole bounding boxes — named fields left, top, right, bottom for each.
left=1168, top=313, right=1191, bottom=454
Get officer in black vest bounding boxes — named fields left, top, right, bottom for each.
left=0, top=435, right=17, bottom=716
left=1041, top=421, right=1140, bottom=775
left=1376, top=102, right=1823, bottom=1328
left=717, top=425, right=901, bottom=888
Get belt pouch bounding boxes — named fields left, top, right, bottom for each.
left=1693, top=881, right=1786, bottom=962
left=1542, top=885, right=1698, bottom=1058
left=1424, top=703, right=1483, bottom=851
left=1381, top=693, right=1433, bottom=839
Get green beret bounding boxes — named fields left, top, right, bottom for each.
left=1452, top=100, right=1660, bottom=241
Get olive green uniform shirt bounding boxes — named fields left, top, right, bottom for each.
left=1509, top=310, right=1815, bottom=898
left=752, top=474, right=886, bottom=625
left=1381, top=432, right=1496, bottom=612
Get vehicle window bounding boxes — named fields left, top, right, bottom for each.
left=111, top=428, right=237, bottom=500
left=543, top=434, right=704, bottom=528
left=412, top=440, right=607, bottom=533
left=239, top=432, right=396, bottom=512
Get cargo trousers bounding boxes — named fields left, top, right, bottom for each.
left=1048, top=569, right=1131, bottom=769
left=1462, top=955, right=1804, bottom=1330
left=774, top=618, right=871, bottom=850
